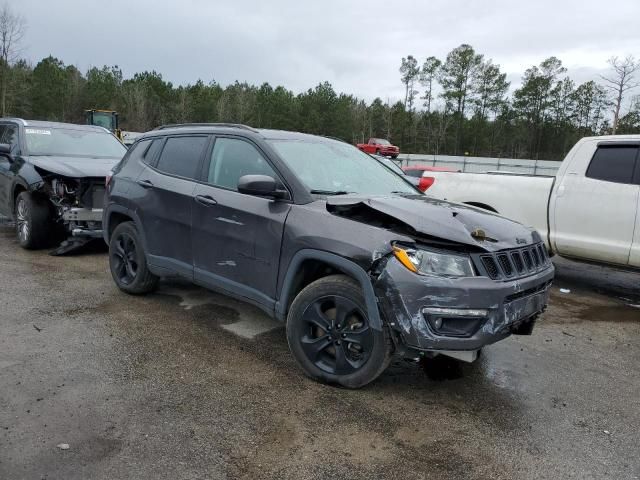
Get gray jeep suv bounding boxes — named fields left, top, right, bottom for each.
left=103, top=124, right=554, bottom=388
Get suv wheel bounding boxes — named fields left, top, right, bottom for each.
left=109, top=221, right=158, bottom=294
left=286, top=274, right=392, bottom=388
left=15, top=191, right=55, bottom=249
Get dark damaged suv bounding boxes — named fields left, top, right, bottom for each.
left=104, top=124, right=554, bottom=388
left=0, top=118, right=126, bottom=253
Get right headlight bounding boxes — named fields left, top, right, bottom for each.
left=393, top=245, right=475, bottom=277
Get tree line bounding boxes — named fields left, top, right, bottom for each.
left=0, top=6, right=638, bottom=160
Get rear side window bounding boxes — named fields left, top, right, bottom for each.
left=155, top=136, right=208, bottom=180
left=586, top=146, right=638, bottom=184
left=404, top=169, right=424, bottom=178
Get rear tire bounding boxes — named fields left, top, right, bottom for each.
left=109, top=221, right=158, bottom=294
left=15, top=191, right=55, bottom=249
left=286, top=274, right=392, bottom=388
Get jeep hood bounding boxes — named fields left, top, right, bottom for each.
left=28, top=155, right=120, bottom=178
left=325, top=194, right=540, bottom=252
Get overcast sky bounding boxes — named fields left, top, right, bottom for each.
left=14, top=0, right=640, bottom=106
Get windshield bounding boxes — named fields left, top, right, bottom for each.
left=373, top=139, right=390, bottom=145
left=25, top=127, right=126, bottom=158
left=269, top=139, right=416, bottom=196
left=90, top=113, right=115, bottom=130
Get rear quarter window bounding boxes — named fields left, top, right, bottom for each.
left=404, top=170, right=424, bottom=178
left=113, top=138, right=152, bottom=174
left=586, top=145, right=638, bottom=184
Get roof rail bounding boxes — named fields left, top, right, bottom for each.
left=154, top=123, right=259, bottom=133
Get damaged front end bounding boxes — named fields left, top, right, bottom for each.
left=325, top=194, right=555, bottom=362
left=34, top=169, right=106, bottom=255
left=372, top=248, right=553, bottom=362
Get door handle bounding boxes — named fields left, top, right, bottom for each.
left=195, top=194, right=217, bottom=206
left=137, top=179, right=154, bottom=189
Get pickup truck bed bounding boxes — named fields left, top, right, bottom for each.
left=424, top=135, right=640, bottom=269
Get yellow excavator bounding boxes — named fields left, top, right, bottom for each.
left=84, top=109, right=124, bottom=142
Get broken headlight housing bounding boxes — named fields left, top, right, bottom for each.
left=393, top=246, right=475, bottom=277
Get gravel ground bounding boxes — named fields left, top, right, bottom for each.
left=0, top=224, right=638, bottom=480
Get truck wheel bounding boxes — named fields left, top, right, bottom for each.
left=109, top=221, right=158, bottom=295
left=14, top=191, right=55, bottom=249
left=286, top=274, right=392, bottom=389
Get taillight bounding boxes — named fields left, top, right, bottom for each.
left=418, top=176, right=435, bottom=192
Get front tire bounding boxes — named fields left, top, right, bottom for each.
left=15, top=191, right=55, bottom=249
left=286, top=275, right=392, bottom=388
left=109, top=221, right=158, bottom=294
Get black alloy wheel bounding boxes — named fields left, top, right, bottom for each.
left=111, top=231, right=139, bottom=285
left=299, top=295, right=374, bottom=375
left=286, top=274, right=392, bottom=388
left=108, top=221, right=158, bottom=294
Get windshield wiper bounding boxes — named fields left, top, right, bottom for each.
left=309, top=189, right=353, bottom=195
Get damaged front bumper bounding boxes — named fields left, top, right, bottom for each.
left=49, top=207, right=105, bottom=255
left=61, top=207, right=104, bottom=237
left=374, top=256, right=554, bottom=359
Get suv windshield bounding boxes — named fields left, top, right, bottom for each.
left=269, top=139, right=416, bottom=196
left=25, top=127, right=126, bottom=158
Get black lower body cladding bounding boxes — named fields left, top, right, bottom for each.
left=374, top=256, right=555, bottom=353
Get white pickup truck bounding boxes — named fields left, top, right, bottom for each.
left=425, top=135, right=640, bottom=269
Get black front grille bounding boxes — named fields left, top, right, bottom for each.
left=497, top=254, right=513, bottom=277
left=511, top=251, right=525, bottom=274
left=476, top=242, right=551, bottom=280
left=482, top=256, right=500, bottom=279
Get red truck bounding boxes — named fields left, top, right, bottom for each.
left=356, top=138, right=400, bottom=158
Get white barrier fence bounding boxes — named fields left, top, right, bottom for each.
left=396, top=153, right=561, bottom=176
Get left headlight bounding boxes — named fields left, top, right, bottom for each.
left=393, top=246, right=475, bottom=277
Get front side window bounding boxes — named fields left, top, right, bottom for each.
left=25, top=127, right=126, bottom=158
left=155, top=135, right=208, bottom=180
left=0, top=124, right=18, bottom=151
left=207, top=137, right=277, bottom=190
left=586, top=145, right=638, bottom=184
left=269, top=139, right=416, bottom=195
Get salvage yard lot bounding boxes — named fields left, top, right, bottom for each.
left=0, top=223, right=639, bottom=480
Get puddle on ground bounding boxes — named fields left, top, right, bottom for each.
left=158, top=283, right=282, bottom=339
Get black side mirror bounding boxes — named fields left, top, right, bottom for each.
left=237, top=175, right=289, bottom=200
left=0, top=143, right=13, bottom=162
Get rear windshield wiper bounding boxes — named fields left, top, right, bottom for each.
left=310, top=189, right=352, bottom=195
